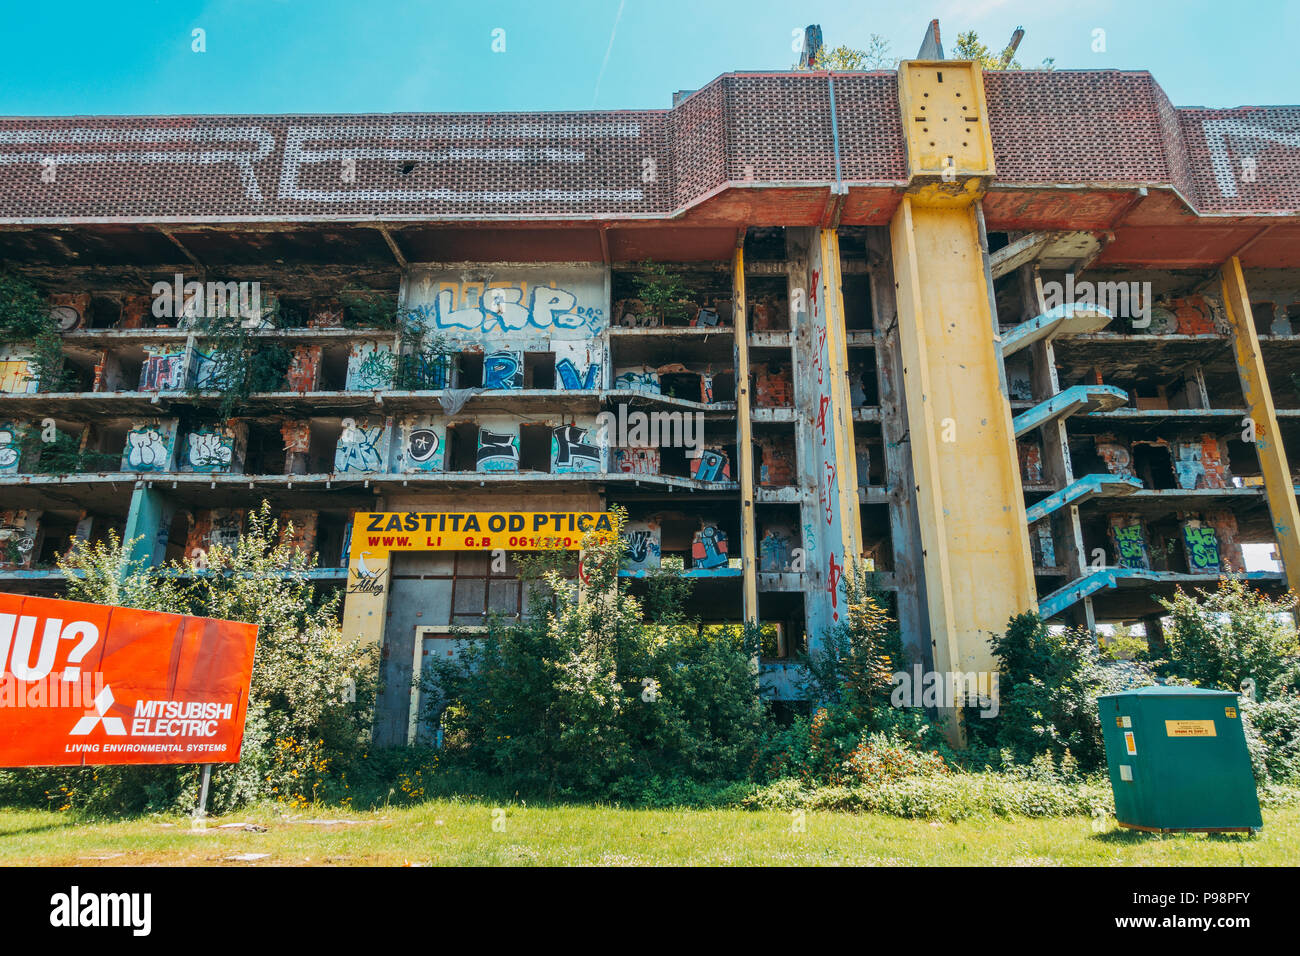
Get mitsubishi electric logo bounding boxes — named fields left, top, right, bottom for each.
left=69, top=687, right=126, bottom=736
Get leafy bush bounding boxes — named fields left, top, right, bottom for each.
left=1158, top=578, right=1299, bottom=697
left=758, top=574, right=954, bottom=786
left=976, top=612, right=1152, bottom=774
left=0, top=504, right=377, bottom=814
left=1241, top=695, right=1300, bottom=783
left=424, top=510, right=766, bottom=795
left=0, top=270, right=74, bottom=392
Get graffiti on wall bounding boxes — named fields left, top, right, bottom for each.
left=399, top=421, right=443, bottom=472
left=140, top=346, right=188, bottom=391
left=0, top=353, right=37, bottom=394
left=0, top=510, right=39, bottom=568
left=476, top=428, right=519, bottom=472
left=123, top=421, right=176, bottom=472
left=1112, top=521, right=1149, bottom=570
left=346, top=342, right=395, bottom=391
left=551, top=425, right=601, bottom=473
left=335, top=419, right=386, bottom=473
left=759, top=527, right=793, bottom=572
left=1183, top=523, right=1221, bottom=572
left=690, top=448, right=730, bottom=483
left=613, top=446, right=659, bottom=475
left=622, top=520, right=662, bottom=572
left=184, top=426, right=240, bottom=472
left=556, top=357, right=600, bottom=390
left=614, top=367, right=660, bottom=395
left=482, top=350, right=524, bottom=390
left=692, top=526, right=729, bottom=570
left=408, top=282, right=605, bottom=336
left=0, top=422, right=23, bottom=474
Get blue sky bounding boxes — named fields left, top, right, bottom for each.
left=0, top=0, right=1295, bottom=116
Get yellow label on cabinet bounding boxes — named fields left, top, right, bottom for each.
left=1225, top=707, right=1237, bottom=719
left=1165, top=719, right=1217, bottom=737
left=1123, top=731, right=1137, bottom=755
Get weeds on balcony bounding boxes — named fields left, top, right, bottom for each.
left=0, top=271, right=76, bottom=392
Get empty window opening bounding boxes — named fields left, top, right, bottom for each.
left=518, top=422, right=553, bottom=472
left=445, top=422, right=480, bottom=472
left=1132, top=443, right=1177, bottom=490
left=319, top=344, right=350, bottom=390
left=243, top=421, right=288, bottom=474
left=842, top=274, right=874, bottom=331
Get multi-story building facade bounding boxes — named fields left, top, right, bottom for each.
left=1, top=58, right=1297, bottom=743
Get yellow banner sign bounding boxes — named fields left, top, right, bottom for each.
left=350, top=512, right=615, bottom=555
left=1165, top=719, right=1217, bottom=737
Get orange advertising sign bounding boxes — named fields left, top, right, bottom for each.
left=0, top=592, right=258, bottom=767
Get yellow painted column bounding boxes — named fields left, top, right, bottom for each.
left=342, top=516, right=392, bottom=646
left=889, top=60, right=1038, bottom=741
left=1221, top=256, right=1300, bottom=598
left=732, top=239, right=759, bottom=623
left=817, top=228, right=863, bottom=564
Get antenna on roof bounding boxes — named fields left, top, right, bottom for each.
left=799, top=24, right=824, bottom=69
left=916, top=18, right=943, bottom=59
left=998, top=26, right=1025, bottom=68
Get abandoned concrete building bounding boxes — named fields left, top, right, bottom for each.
left=1, top=55, right=1298, bottom=743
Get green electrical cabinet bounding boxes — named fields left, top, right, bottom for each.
left=1098, top=686, right=1262, bottom=833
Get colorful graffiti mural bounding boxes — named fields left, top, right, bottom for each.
left=476, top=428, right=519, bottom=472
left=551, top=424, right=601, bottom=473
left=482, top=349, right=524, bottom=389
left=614, top=366, right=660, bottom=395
left=408, top=281, right=604, bottom=335
left=122, top=420, right=177, bottom=472
left=335, top=419, right=386, bottom=473
left=622, top=520, right=662, bottom=572
left=691, top=448, right=731, bottom=482
left=691, top=525, right=729, bottom=570
left=0, top=351, right=37, bottom=394
left=1183, top=523, right=1221, bottom=572
left=139, top=345, right=188, bottom=391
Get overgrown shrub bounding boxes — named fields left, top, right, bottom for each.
left=0, top=503, right=377, bottom=814
left=424, top=509, right=766, bottom=794
left=1157, top=578, right=1299, bottom=697
left=976, top=612, right=1152, bottom=774
left=758, top=572, right=953, bottom=786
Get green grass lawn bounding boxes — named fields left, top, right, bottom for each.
left=2, top=800, right=1297, bottom=866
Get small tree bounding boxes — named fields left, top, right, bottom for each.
left=6, top=503, right=381, bottom=812
left=1157, top=578, right=1299, bottom=698
left=426, top=509, right=765, bottom=793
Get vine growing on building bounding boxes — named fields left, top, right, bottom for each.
left=340, top=286, right=455, bottom=390
left=19, top=429, right=119, bottom=475
left=0, top=271, right=76, bottom=392
left=188, top=308, right=293, bottom=421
